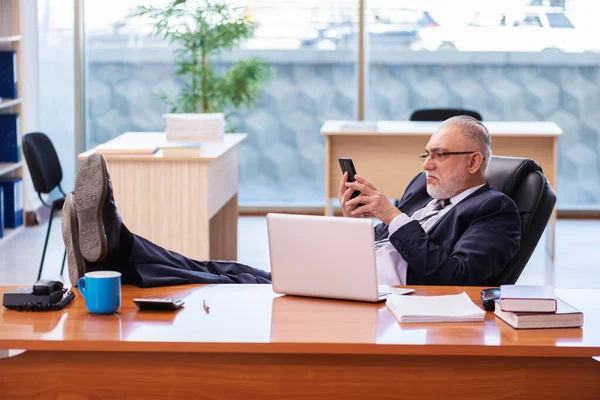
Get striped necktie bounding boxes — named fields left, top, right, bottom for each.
left=417, top=198, right=450, bottom=224
left=375, top=198, right=450, bottom=250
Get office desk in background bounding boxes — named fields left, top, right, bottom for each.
left=78, top=132, right=246, bottom=261
left=0, top=285, right=598, bottom=399
left=321, top=120, right=562, bottom=261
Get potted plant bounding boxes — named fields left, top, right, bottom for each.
left=133, top=0, right=270, bottom=135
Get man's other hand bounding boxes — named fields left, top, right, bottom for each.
left=344, top=175, right=401, bottom=224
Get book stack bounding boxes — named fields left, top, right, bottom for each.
left=494, top=285, right=583, bottom=329
left=163, top=113, right=225, bottom=143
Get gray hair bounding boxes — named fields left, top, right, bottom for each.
left=441, top=115, right=492, bottom=174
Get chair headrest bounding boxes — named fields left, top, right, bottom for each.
left=486, top=156, right=543, bottom=197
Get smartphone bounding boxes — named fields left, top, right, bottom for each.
left=133, top=298, right=185, bottom=311
left=338, top=157, right=360, bottom=199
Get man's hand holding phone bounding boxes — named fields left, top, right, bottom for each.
left=339, top=171, right=363, bottom=218
left=338, top=158, right=363, bottom=218
left=344, top=175, right=401, bottom=224
left=338, top=157, right=401, bottom=224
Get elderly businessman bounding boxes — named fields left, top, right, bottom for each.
left=62, top=115, right=520, bottom=287
left=340, top=115, right=520, bottom=286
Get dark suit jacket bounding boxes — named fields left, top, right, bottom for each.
left=374, top=173, right=521, bottom=286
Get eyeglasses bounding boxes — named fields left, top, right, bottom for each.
left=419, top=151, right=481, bottom=163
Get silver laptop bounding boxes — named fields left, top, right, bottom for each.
left=266, top=213, right=413, bottom=302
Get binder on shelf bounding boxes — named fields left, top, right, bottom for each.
left=0, top=51, right=18, bottom=99
left=0, top=186, right=4, bottom=238
left=0, top=177, right=23, bottom=229
left=0, top=113, right=20, bottom=162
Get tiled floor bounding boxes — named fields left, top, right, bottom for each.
left=0, top=216, right=598, bottom=289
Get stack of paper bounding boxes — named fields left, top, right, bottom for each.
left=386, top=292, right=486, bottom=323
left=340, top=120, right=379, bottom=132
left=163, top=113, right=225, bottom=142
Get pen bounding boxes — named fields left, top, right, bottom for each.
left=203, top=299, right=210, bottom=314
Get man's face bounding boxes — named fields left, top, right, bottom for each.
left=422, top=126, right=474, bottom=199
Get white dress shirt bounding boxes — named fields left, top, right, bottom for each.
left=376, top=184, right=486, bottom=285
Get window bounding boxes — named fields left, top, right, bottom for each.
left=38, top=0, right=76, bottom=192
left=84, top=0, right=357, bottom=206
left=366, top=0, right=600, bottom=209
left=37, top=0, right=600, bottom=210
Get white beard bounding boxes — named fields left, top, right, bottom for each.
left=426, top=161, right=468, bottom=200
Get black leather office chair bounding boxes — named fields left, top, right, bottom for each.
left=485, top=156, right=556, bottom=285
left=22, top=132, right=68, bottom=280
left=410, top=108, right=483, bottom=121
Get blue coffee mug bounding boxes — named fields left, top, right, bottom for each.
left=78, top=271, right=121, bottom=314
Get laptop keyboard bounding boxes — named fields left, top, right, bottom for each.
left=378, top=291, right=391, bottom=297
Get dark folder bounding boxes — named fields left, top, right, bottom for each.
left=0, top=113, right=21, bottom=162
left=0, top=177, right=23, bottom=229
left=0, top=51, right=18, bottom=99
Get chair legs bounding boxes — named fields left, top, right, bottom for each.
left=37, top=204, right=57, bottom=281
left=60, top=249, right=67, bottom=276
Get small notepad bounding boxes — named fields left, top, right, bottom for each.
left=386, top=292, right=486, bottom=323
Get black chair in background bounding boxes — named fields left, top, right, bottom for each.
left=410, top=108, right=483, bottom=122
left=22, top=132, right=68, bottom=280
left=485, top=156, right=556, bottom=285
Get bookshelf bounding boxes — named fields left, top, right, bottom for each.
left=0, top=98, right=22, bottom=109
left=0, top=0, right=25, bottom=245
left=0, top=35, right=20, bottom=43
left=0, top=161, right=23, bottom=175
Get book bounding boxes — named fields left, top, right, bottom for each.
left=500, top=285, right=557, bottom=312
left=95, top=133, right=159, bottom=155
left=0, top=177, right=23, bottom=229
left=0, top=51, right=18, bottom=99
left=0, top=113, right=21, bottom=162
left=161, top=142, right=203, bottom=157
left=386, top=291, right=485, bottom=323
left=494, top=299, right=583, bottom=329
left=340, top=121, right=379, bottom=133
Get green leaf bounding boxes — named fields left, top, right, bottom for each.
left=131, top=0, right=270, bottom=115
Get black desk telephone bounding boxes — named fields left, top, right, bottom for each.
left=3, top=279, right=75, bottom=311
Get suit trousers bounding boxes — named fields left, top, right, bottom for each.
left=110, top=234, right=272, bottom=288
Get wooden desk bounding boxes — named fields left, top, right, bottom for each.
left=322, top=120, right=562, bottom=262
left=78, top=133, right=246, bottom=261
left=1, top=285, right=598, bottom=399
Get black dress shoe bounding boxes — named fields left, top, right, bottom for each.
left=74, top=153, right=122, bottom=263
left=61, top=193, right=87, bottom=286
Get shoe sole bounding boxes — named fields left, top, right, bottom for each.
left=62, top=194, right=86, bottom=286
left=74, top=153, right=108, bottom=262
